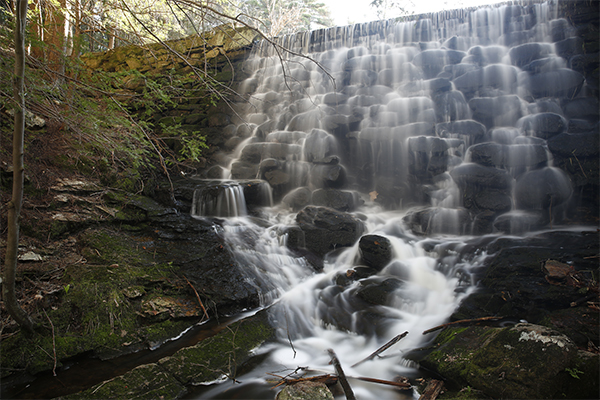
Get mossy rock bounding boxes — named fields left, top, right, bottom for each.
left=63, top=363, right=186, bottom=399
left=67, top=310, right=274, bottom=399
left=421, top=323, right=599, bottom=399
left=158, top=310, right=275, bottom=385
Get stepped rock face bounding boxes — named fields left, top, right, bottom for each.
left=215, top=0, right=598, bottom=235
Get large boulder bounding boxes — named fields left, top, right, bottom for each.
left=421, top=324, right=598, bottom=399
left=514, top=167, right=573, bottom=210
left=303, top=129, right=338, bottom=163
left=311, top=188, right=361, bottom=211
left=296, top=206, right=365, bottom=257
left=358, top=234, right=393, bottom=270
left=516, top=112, right=568, bottom=139
left=468, top=95, right=525, bottom=128
left=450, top=163, right=513, bottom=191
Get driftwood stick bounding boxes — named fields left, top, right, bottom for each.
left=328, top=349, right=356, bottom=400
left=354, top=376, right=411, bottom=389
left=267, top=373, right=338, bottom=389
left=351, top=331, right=408, bottom=367
left=422, top=316, right=504, bottom=335
left=183, top=275, right=210, bottom=321
left=419, top=379, right=444, bottom=400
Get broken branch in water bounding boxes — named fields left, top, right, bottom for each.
left=328, top=348, right=356, bottom=400
left=351, top=331, right=408, bottom=367
left=422, top=316, right=504, bottom=335
left=267, top=371, right=411, bottom=391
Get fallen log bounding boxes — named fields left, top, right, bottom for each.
left=351, top=331, right=408, bottom=367
left=267, top=373, right=338, bottom=389
left=422, top=316, right=504, bottom=335
left=328, top=348, right=356, bottom=400
left=419, top=379, right=444, bottom=400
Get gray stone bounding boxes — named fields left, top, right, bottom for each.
left=296, top=206, right=365, bottom=257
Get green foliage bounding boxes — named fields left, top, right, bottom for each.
left=565, top=367, right=584, bottom=379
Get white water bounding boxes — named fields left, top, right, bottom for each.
left=194, top=208, right=486, bottom=399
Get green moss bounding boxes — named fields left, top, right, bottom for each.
left=0, top=228, right=191, bottom=378
left=65, top=363, right=185, bottom=399
left=158, top=311, right=275, bottom=385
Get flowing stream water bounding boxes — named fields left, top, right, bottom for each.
left=184, top=1, right=585, bottom=398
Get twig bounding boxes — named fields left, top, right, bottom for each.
left=570, top=293, right=597, bottom=307
left=422, top=316, right=504, bottom=335
left=571, top=151, right=588, bottom=178
left=183, top=275, right=209, bottom=321
left=43, top=309, right=57, bottom=376
left=351, top=331, right=408, bottom=367
left=354, top=376, right=411, bottom=389
left=327, top=349, right=355, bottom=400
left=284, top=310, right=296, bottom=359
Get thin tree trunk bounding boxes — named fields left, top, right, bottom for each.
left=4, top=0, right=36, bottom=336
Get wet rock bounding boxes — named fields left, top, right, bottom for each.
left=230, top=161, right=258, bottom=179
left=359, top=235, right=393, bottom=270
left=508, top=42, right=553, bottom=67
left=467, top=142, right=503, bottom=167
left=311, top=188, right=361, bottom=211
left=554, top=36, right=584, bottom=60
left=296, top=206, right=365, bottom=257
left=403, top=207, right=472, bottom=236
left=468, top=142, right=548, bottom=170
left=468, top=95, right=524, bottom=128
left=453, top=64, right=518, bottom=98
left=303, top=129, right=338, bottom=163
left=310, top=164, right=347, bottom=189
left=450, top=163, right=513, bottom=190
left=514, top=167, right=572, bottom=210
left=433, top=90, right=471, bottom=122
left=525, top=68, right=585, bottom=99
left=436, top=119, right=486, bottom=146
left=276, top=225, right=305, bottom=249
left=516, top=112, right=568, bottom=139
left=412, top=49, right=466, bottom=78
left=356, top=277, right=403, bottom=305
left=452, top=230, right=599, bottom=343
left=421, top=323, right=599, bottom=399
left=473, top=190, right=513, bottom=213
left=266, top=130, right=307, bottom=144
left=493, top=210, right=548, bottom=234
left=562, top=97, right=600, bottom=121
left=282, top=187, right=312, bottom=210
left=240, top=142, right=302, bottom=163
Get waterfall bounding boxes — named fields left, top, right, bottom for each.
left=191, top=1, right=596, bottom=397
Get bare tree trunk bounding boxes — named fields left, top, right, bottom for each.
left=4, top=0, right=36, bottom=336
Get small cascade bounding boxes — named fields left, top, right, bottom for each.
left=191, top=181, right=248, bottom=217
left=190, top=180, right=273, bottom=218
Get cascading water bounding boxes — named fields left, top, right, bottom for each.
left=190, top=1, right=595, bottom=398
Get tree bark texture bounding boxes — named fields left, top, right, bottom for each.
left=4, top=0, right=36, bottom=335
